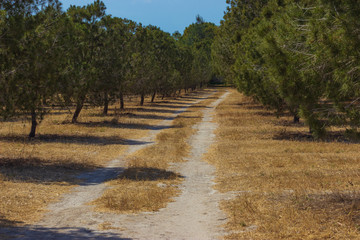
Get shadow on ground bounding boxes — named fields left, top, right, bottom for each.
left=74, top=121, right=179, bottom=131
left=77, top=167, right=125, bottom=186
left=0, top=134, right=151, bottom=146
left=147, top=104, right=192, bottom=109
left=0, top=226, right=131, bottom=240
left=0, top=216, right=22, bottom=228
left=288, top=191, right=360, bottom=225
left=273, top=130, right=360, bottom=144
left=126, top=113, right=198, bottom=120
left=179, top=96, right=208, bottom=100
left=0, top=157, right=97, bottom=184
left=119, top=167, right=184, bottom=181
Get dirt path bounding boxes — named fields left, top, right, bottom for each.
left=0, top=90, right=230, bottom=240
left=109, top=91, right=231, bottom=240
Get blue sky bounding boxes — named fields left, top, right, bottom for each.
left=60, top=0, right=228, bottom=34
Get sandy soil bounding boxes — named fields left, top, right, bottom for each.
left=0, top=90, right=230, bottom=240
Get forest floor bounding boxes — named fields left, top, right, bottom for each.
left=2, top=87, right=360, bottom=239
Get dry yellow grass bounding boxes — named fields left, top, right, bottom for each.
left=205, top=89, right=360, bottom=239
left=0, top=93, right=203, bottom=227
left=92, top=89, right=226, bottom=214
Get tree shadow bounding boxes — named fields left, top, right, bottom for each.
left=119, top=167, right=184, bottom=181
left=0, top=157, right=97, bottom=185
left=0, top=134, right=151, bottom=146
left=273, top=131, right=314, bottom=142
left=236, top=101, right=266, bottom=110
left=189, top=105, right=211, bottom=109
left=147, top=104, right=190, bottom=109
left=245, top=105, right=268, bottom=110
left=0, top=226, right=131, bottom=240
left=77, top=167, right=126, bottom=186
left=253, top=111, right=276, bottom=117
left=292, top=191, right=360, bottom=225
left=127, top=113, right=171, bottom=120
left=47, top=110, right=72, bottom=116
left=135, top=108, right=179, bottom=114
left=0, top=216, right=22, bottom=228
left=176, top=98, right=197, bottom=102
left=125, top=113, right=198, bottom=120
left=273, top=130, right=360, bottom=143
left=74, top=121, right=179, bottom=131
left=180, top=96, right=208, bottom=100
left=152, top=101, right=190, bottom=105
left=274, top=119, right=305, bottom=127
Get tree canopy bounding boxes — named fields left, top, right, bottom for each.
left=0, top=1, right=216, bottom=137
left=212, top=0, right=360, bottom=139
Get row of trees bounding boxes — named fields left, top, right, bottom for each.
left=213, top=0, right=360, bottom=138
left=0, top=0, right=216, bottom=137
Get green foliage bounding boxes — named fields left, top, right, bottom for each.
left=0, top=0, right=63, bottom=129
left=181, top=16, right=217, bottom=88
left=0, top=1, right=209, bottom=137
left=213, top=0, right=360, bottom=138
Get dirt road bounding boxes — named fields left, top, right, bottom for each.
left=0, top=90, right=230, bottom=240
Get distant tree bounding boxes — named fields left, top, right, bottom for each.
left=172, top=31, right=181, bottom=41
left=128, top=25, right=180, bottom=104
left=62, top=0, right=106, bottom=123
left=211, top=0, right=269, bottom=84
left=196, top=14, right=205, bottom=24
left=181, top=16, right=217, bottom=88
left=91, top=16, right=136, bottom=114
left=0, top=0, right=64, bottom=137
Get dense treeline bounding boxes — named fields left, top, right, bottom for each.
left=213, top=0, right=360, bottom=138
left=0, top=0, right=216, bottom=137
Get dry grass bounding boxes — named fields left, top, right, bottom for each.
left=205, top=89, right=360, bottom=239
left=0, top=93, right=203, bottom=227
left=92, top=89, right=226, bottom=214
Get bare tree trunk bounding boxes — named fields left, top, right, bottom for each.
left=29, top=109, right=37, bottom=138
left=151, top=91, right=156, bottom=103
left=103, top=93, right=109, bottom=115
left=293, top=114, right=300, bottom=124
left=162, top=94, right=165, bottom=100
left=119, top=92, right=124, bottom=110
left=72, top=97, right=85, bottom=123
left=140, top=93, right=145, bottom=106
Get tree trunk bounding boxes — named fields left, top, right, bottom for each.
left=293, top=114, right=300, bottom=124
left=103, top=93, right=109, bottom=115
left=72, top=97, right=85, bottom=123
left=119, top=92, right=124, bottom=110
left=140, top=93, right=145, bottom=106
left=162, top=94, right=165, bottom=100
left=200, top=82, right=203, bottom=88
left=29, top=109, right=37, bottom=138
left=151, top=91, right=156, bottom=103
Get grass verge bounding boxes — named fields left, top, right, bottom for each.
left=205, top=89, right=360, bottom=239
